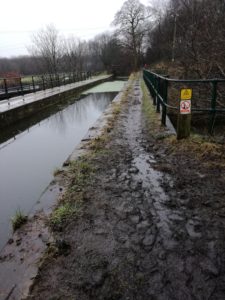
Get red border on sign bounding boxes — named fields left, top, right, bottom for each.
left=180, top=100, right=191, bottom=114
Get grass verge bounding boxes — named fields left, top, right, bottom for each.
left=49, top=158, right=95, bottom=230
left=50, top=202, right=83, bottom=229
left=141, top=79, right=164, bottom=137
left=141, top=78, right=225, bottom=169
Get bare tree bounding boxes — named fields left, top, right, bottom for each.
left=146, top=0, right=225, bottom=79
left=87, top=39, right=103, bottom=72
left=63, top=36, right=81, bottom=73
left=76, top=40, right=88, bottom=73
left=87, top=32, right=134, bottom=75
left=29, top=24, right=63, bottom=74
left=89, top=33, right=116, bottom=72
left=113, top=0, right=151, bottom=70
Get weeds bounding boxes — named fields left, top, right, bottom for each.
left=88, top=135, right=108, bottom=152
left=164, top=132, right=225, bottom=170
left=49, top=158, right=94, bottom=230
left=53, top=167, right=63, bottom=177
left=11, top=209, right=28, bottom=231
left=112, top=103, right=121, bottom=115
left=50, top=202, right=82, bottom=229
left=69, top=159, right=94, bottom=182
left=141, top=79, right=162, bottom=135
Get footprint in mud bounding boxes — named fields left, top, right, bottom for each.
left=185, top=219, right=203, bottom=238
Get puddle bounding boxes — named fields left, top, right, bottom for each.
left=124, top=82, right=179, bottom=249
left=132, top=153, right=175, bottom=245
left=186, top=219, right=202, bottom=238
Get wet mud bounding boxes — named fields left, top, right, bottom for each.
left=24, top=78, right=225, bottom=299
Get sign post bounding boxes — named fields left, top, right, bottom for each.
left=177, top=88, right=192, bottom=139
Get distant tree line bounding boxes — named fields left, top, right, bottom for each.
left=0, top=29, right=134, bottom=77
left=0, top=0, right=151, bottom=77
left=0, top=56, right=40, bottom=76
left=0, top=0, right=223, bottom=79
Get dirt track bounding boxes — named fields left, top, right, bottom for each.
left=27, top=76, right=225, bottom=300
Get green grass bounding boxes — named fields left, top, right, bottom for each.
left=21, top=76, right=39, bottom=84
left=49, top=158, right=95, bottom=230
left=11, top=209, right=28, bottom=231
left=68, top=160, right=95, bottom=185
left=50, top=202, right=82, bottom=228
left=141, top=79, right=162, bottom=134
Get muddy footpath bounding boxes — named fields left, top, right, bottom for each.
left=2, top=74, right=225, bottom=299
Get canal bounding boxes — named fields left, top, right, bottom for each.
left=0, top=81, right=126, bottom=250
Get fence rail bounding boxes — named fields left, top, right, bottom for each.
left=0, top=71, right=92, bottom=101
left=143, top=69, right=225, bottom=135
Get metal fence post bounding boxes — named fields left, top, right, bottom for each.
left=32, top=76, right=36, bottom=92
left=42, top=76, right=45, bottom=90
left=57, top=74, right=60, bottom=87
left=156, top=78, right=161, bottom=113
left=162, top=79, right=168, bottom=125
left=153, top=75, right=157, bottom=106
left=50, top=74, right=53, bottom=88
left=20, top=78, right=24, bottom=97
left=4, top=79, right=8, bottom=98
left=209, top=80, right=217, bottom=134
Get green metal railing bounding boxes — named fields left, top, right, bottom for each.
left=143, top=69, right=225, bottom=134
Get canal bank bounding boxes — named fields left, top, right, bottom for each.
left=0, top=75, right=113, bottom=128
left=0, top=80, right=127, bottom=299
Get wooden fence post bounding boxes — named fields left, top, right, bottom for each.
left=177, top=114, right=191, bottom=139
left=177, top=88, right=192, bottom=139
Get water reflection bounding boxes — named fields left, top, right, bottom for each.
left=46, top=93, right=115, bottom=135
left=0, top=92, right=115, bottom=250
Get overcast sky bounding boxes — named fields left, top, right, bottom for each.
left=0, top=0, right=149, bottom=58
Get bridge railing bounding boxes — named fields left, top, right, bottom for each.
left=0, top=71, right=92, bottom=101
left=143, top=69, right=225, bottom=135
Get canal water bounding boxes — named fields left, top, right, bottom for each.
left=0, top=81, right=126, bottom=250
